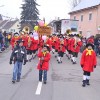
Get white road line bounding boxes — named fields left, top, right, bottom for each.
left=35, top=82, right=43, bottom=95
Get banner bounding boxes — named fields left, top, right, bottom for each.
left=37, top=26, right=52, bottom=35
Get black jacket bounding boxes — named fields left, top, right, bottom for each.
left=10, top=45, right=27, bottom=62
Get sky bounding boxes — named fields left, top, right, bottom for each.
left=0, top=0, right=72, bottom=22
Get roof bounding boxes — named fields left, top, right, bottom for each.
left=0, top=14, right=3, bottom=20
left=0, top=20, right=8, bottom=27
left=69, top=0, right=100, bottom=13
left=2, top=20, right=17, bottom=29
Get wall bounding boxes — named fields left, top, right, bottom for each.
left=97, top=5, right=100, bottom=34
left=70, top=7, right=98, bottom=38
left=9, top=21, right=20, bottom=33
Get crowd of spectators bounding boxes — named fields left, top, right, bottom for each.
left=0, top=31, right=12, bottom=53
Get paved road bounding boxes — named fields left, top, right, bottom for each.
left=0, top=49, right=100, bottom=100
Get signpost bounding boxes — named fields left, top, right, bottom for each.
left=37, top=26, right=52, bottom=36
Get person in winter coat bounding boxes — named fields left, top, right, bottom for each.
left=0, top=32, right=3, bottom=53
left=80, top=43, right=97, bottom=87
left=9, top=39, right=27, bottom=83
left=37, top=45, right=51, bottom=84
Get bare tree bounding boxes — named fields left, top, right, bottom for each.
left=70, top=0, right=81, bottom=8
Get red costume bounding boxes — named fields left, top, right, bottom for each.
left=37, top=51, right=51, bottom=70
left=80, top=49, right=97, bottom=72
left=10, top=36, right=19, bottom=49
left=31, top=39, right=38, bottom=51
left=71, top=40, right=82, bottom=53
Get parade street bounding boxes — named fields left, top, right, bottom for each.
left=0, top=49, right=100, bottom=100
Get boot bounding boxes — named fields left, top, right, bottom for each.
left=82, top=80, right=86, bottom=87
left=73, top=61, right=76, bottom=64
left=43, top=81, right=47, bottom=84
left=12, top=80, right=16, bottom=84
left=16, top=79, right=20, bottom=82
left=86, top=79, right=90, bottom=85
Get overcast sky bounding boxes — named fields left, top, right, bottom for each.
left=0, top=0, right=71, bottom=22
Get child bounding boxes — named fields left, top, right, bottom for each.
left=80, top=43, right=97, bottom=87
left=37, top=45, right=51, bottom=84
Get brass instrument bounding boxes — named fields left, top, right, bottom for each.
left=28, top=36, right=32, bottom=47
left=74, top=37, right=80, bottom=49
left=22, top=26, right=30, bottom=34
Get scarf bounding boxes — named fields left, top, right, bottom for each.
left=43, top=51, right=47, bottom=57
left=86, top=49, right=93, bottom=56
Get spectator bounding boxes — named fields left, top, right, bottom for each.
left=94, top=37, right=99, bottom=55
left=0, top=31, right=3, bottom=53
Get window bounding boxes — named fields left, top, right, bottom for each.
left=89, top=13, right=92, bottom=20
left=74, top=16, right=76, bottom=20
left=81, top=15, right=83, bottom=21
left=71, top=28, right=77, bottom=32
left=11, top=29, right=15, bottom=32
left=79, top=31, right=82, bottom=34
left=17, top=25, right=19, bottom=27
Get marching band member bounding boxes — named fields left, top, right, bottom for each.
left=71, top=34, right=82, bottom=64
left=26, top=32, right=33, bottom=61
left=57, top=37, right=66, bottom=63
left=64, top=35, right=69, bottom=57
left=46, top=35, right=52, bottom=51
left=21, top=32, right=29, bottom=48
left=54, top=35, right=60, bottom=58
left=37, top=45, right=51, bottom=84
left=67, top=34, right=74, bottom=60
left=31, top=36, right=39, bottom=59
left=10, top=33, right=19, bottom=50
left=51, top=34, right=56, bottom=54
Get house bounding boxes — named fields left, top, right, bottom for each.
left=69, top=0, right=100, bottom=38
left=49, top=19, right=78, bottom=34
left=0, top=19, right=20, bottom=33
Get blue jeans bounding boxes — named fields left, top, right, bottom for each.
left=39, top=70, right=47, bottom=82
left=0, top=43, right=2, bottom=50
left=13, top=61, right=23, bottom=81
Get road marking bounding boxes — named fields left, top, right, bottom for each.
left=35, top=82, right=42, bottom=95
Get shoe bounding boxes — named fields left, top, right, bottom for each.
left=61, top=61, right=62, bottom=63
left=16, top=79, right=20, bottom=82
left=66, top=54, right=68, bottom=57
left=73, top=62, right=76, bottom=64
left=55, top=56, right=57, bottom=58
left=52, top=52, right=54, bottom=54
left=0, top=50, right=2, bottom=53
left=68, top=57, right=70, bottom=60
left=39, top=80, right=42, bottom=82
left=12, top=80, right=16, bottom=84
left=82, top=80, right=86, bottom=87
left=86, top=79, right=90, bottom=85
left=44, top=81, right=47, bottom=84
left=58, top=62, right=61, bottom=64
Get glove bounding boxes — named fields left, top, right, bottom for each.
left=94, top=65, right=96, bottom=68
left=9, top=59, right=12, bottom=64
left=81, top=65, right=83, bottom=68
left=23, top=60, right=26, bottom=65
